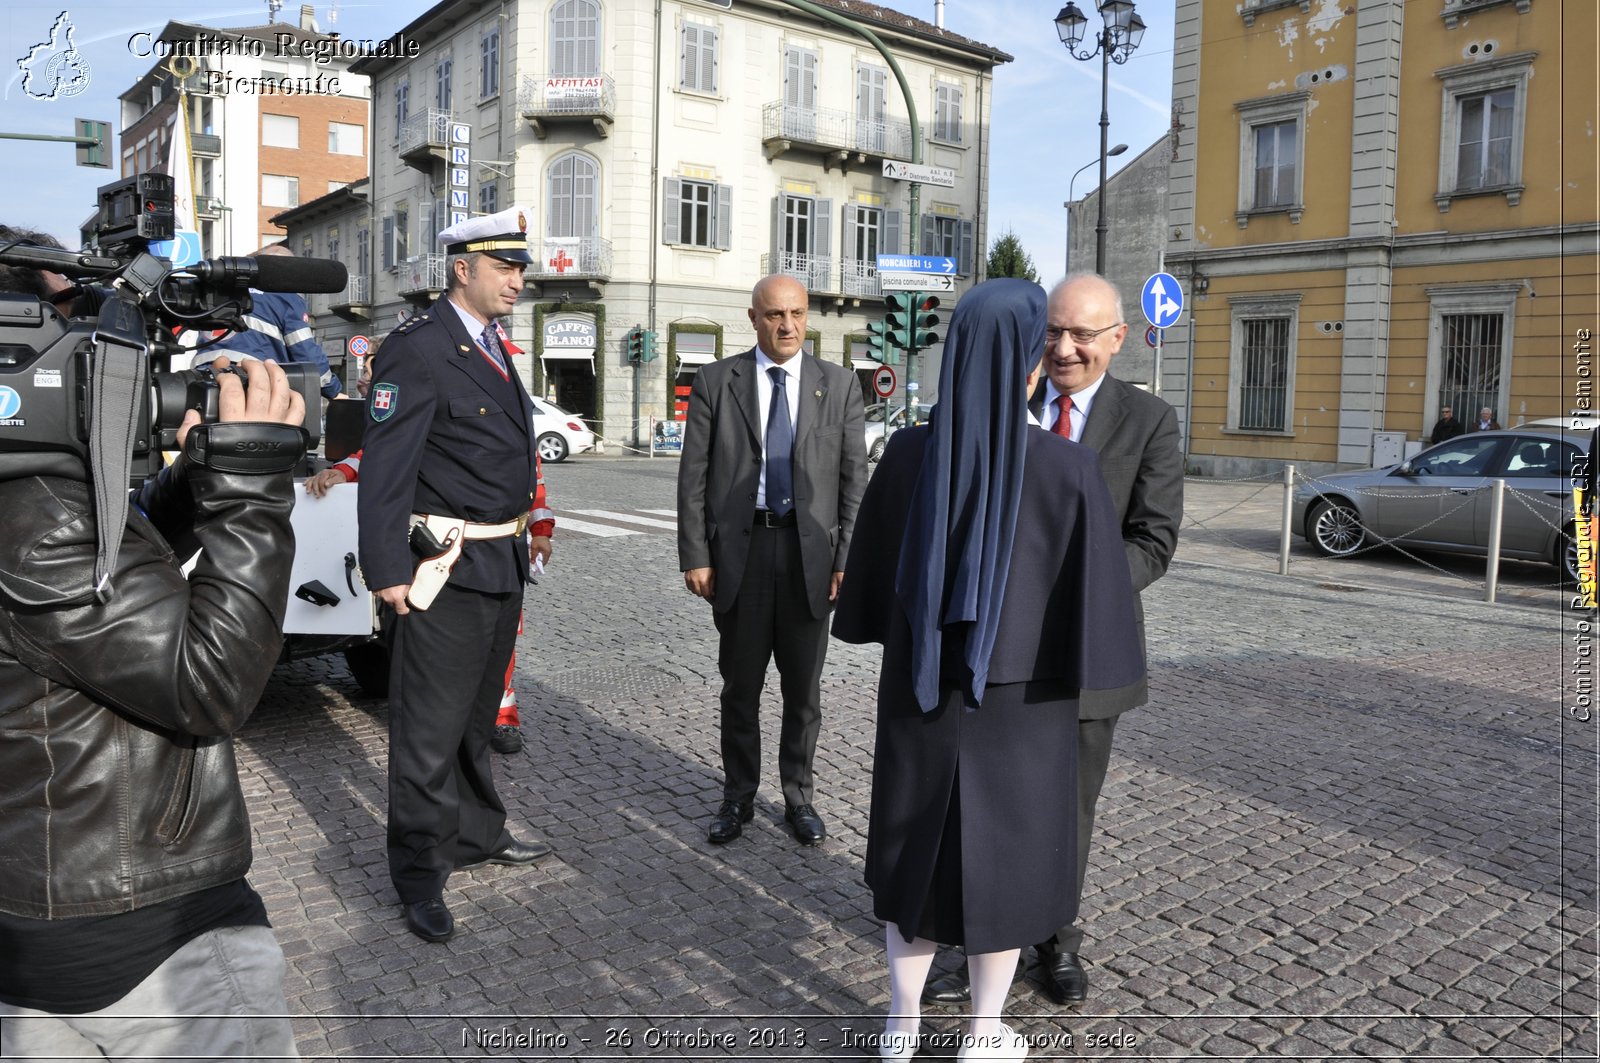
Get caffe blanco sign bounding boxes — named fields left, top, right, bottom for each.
left=543, top=314, right=596, bottom=350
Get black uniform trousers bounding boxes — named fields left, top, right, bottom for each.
left=1037, top=713, right=1120, bottom=956
left=712, top=521, right=828, bottom=810
left=387, top=582, right=522, bottom=903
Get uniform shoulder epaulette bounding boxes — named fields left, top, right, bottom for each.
left=391, top=311, right=433, bottom=337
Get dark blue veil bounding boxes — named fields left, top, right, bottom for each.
left=893, top=278, right=1048, bottom=712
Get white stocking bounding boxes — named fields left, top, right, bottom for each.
left=884, top=924, right=936, bottom=1037
left=966, top=947, right=1021, bottom=1042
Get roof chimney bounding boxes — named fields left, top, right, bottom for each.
left=299, top=4, right=319, bottom=31
left=934, top=0, right=945, bottom=28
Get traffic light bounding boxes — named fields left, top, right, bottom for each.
left=884, top=291, right=917, bottom=352
left=626, top=326, right=645, bottom=364
left=912, top=294, right=941, bottom=349
left=640, top=329, right=659, bottom=363
left=75, top=119, right=111, bottom=169
left=865, top=319, right=898, bottom=364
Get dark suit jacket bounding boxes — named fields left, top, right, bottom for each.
left=357, top=298, right=538, bottom=595
left=678, top=348, right=868, bottom=619
left=1031, top=373, right=1183, bottom=718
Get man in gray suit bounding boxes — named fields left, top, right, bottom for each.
left=678, top=275, right=868, bottom=847
left=924, top=271, right=1183, bottom=1005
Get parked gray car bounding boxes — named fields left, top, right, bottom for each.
left=1291, top=424, right=1591, bottom=581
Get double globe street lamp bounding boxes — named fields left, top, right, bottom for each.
left=1055, top=0, right=1146, bottom=275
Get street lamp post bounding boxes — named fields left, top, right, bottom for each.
left=1055, top=0, right=1146, bottom=275
left=1065, top=143, right=1127, bottom=275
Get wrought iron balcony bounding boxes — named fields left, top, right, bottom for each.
left=518, top=74, right=615, bottom=138
left=761, top=102, right=912, bottom=168
left=760, top=251, right=834, bottom=295
left=330, top=273, right=370, bottom=309
left=194, top=194, right=223, bottom=220
left=526, top=237, right=612, bottom=281
left=398, top=108, right=456, bottom=168
left=189, top=133, right=222, bottom=158
left=397, top=254, right=446, bottom=299
left=840, top=259, right=882, bottom=299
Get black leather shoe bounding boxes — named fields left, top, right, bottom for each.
left=404, top=897, right=454, bottom=942
left=920, top=952, right=1027, bottom=1005
left=461, top=838, right=553, bottom=869
left=490, top=724, right=523, bottom=754
left=1041, top=951, right=1088, bottom=1004
left=708, top=799, right=754, bottom=844
left=784, top=804, right=826, bottom=846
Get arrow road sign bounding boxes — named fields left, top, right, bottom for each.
left=1141, top=272, right=1184, bottom=330
left=881, top=160, right=957, bottom=188
left=876, top=254, right=957, bottom=275
left=880, top=272, right=954, bottom=292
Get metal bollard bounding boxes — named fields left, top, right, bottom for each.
left=1280, top=464, right=1295, bottom=576
left=1485, top=478, right=1505, bottom=604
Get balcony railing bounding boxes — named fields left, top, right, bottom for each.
left=761, top=102, right=913, bottom=161
left=526, top=236, right=612, bottom=281
left=194, top=194, right=223, bottom=220
left=841, top=259, right=881, bottom=298
left=190, top=133, right=221, bottom=157
left=398, top=108, right=454, bottom=162
left=518, top=74, right=615, bottom=136
left=761, top=251, right=834, bottom=294
left=331, top=273, right=370, bottom=306
left=397, top=254, right=446, bottom=298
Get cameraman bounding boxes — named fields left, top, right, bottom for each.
left=0, top=356, right=306, bottom=1059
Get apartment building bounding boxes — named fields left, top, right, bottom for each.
left=1162, top=0, right=1598, bottom=476
left=332, top=0, right=1008, bottom=440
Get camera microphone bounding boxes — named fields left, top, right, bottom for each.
left=187, top=256, right=349, bottom=294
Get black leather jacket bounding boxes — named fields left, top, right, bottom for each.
left=0, top=460, right=295, bottom=918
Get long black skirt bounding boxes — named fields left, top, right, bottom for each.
left=864, top=652, right=1079, bottom=955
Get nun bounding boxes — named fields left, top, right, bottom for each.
left=832, top=278, right=1144, bottom=1062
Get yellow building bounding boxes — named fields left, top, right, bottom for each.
left=1163, top=0, right=1598, bottom=475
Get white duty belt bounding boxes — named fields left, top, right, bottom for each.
left=411, top=512, right=529, bottom=540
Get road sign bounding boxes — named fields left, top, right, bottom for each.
left=876, top=254, right=957, bottom=275
left=881, top=160, right=957, bottom=188
left=348, top=335, right=371, bottom=357
left=872, top=364, right=897, bottom=397
left=1141, top=272, right=1184, bottom=330
left=880, top=272, right=954, bottom=292
left=1145, top=326, right=1159, bottom=349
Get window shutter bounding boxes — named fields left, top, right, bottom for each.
left=771, top=195, right=785, bottom=260
left=382, top=215, right=395, bottom=269
left=418, top=202, right=434, bottom=254
left=680, top=24, right=698, bottom=90
left=920, top=213, right=935, bottom=255
left=883, top=209, right=902, bottom=255
left=714, top=184, right=733, bottom=250
left=958, top=219, right=975, bottom=276
left=663, top=178, right=682, bottom=244
left=813, top=197, right=832, bottom=264
left=784, top=48, right=801, bottom=107
left=704, top=26, right=718, bottom=94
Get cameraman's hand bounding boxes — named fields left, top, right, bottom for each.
left=175, top=357, right=305, bottom=449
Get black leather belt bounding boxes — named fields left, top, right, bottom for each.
left=753, top=509, right=796, bottom=528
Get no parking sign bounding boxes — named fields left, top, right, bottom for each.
left=348, top=335, right=371, bottom=357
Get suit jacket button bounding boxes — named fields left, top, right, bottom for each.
left=479, top=407, right=487, bottom=415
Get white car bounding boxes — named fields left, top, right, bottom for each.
left=529, top=397, right=596, bottom=462
left=864, top=402, right=910, bottom=462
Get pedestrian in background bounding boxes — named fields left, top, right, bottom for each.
left=1471, top=407, right=1502, bottom=432
left=216, top=243, right=345, bottom=401
left=677, top=274, right=868, bottom=847
left=1429, top=405, right=1465, bottom=445
left=833, top=278, right=1144, bottom=1061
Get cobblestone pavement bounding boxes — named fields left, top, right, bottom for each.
left=238, top=455, right=1597, bottom=1060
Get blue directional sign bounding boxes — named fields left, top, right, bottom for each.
left=1141, top=272, right=1184, bottom=329
left=876, top=254, right=958, bottom=275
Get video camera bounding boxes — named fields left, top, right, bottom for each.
left=0, top=172, right=348, bottom=482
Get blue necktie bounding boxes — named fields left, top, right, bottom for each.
left=480, top=325, right=508, bottom=374
left=765, top=366, right=794, bottom=518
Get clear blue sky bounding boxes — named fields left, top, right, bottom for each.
left=1, top=0, right=1176, bottom=278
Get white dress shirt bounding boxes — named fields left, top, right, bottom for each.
left=1041, top=372, right=1107, bottom=442
left=754, top=348, right=802, bottom=511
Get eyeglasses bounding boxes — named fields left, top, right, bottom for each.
left=1045, top=322, right=1122, bottom=345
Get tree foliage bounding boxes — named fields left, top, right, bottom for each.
left=985, top=228, right=1038, bottom=282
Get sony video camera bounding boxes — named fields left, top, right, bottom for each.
left=0, top=172, right=348, bottom=482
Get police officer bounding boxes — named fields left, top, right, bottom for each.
left=216, top=244, right=344, bottom=400
left=357, top=206, right=553, bottom=944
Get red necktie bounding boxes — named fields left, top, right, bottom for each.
left=1053, top=394, right=1075, bottom=440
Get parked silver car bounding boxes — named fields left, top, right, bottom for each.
left=863, top=402, right=910, bottom=462
left=1291, top=424, right=1592, bottom=581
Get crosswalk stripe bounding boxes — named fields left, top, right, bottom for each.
left=568, top=509, right=678, bottom=531
left=556, top=516, right=639, bottom=538
left=640, top=509, right=678, bottom=518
